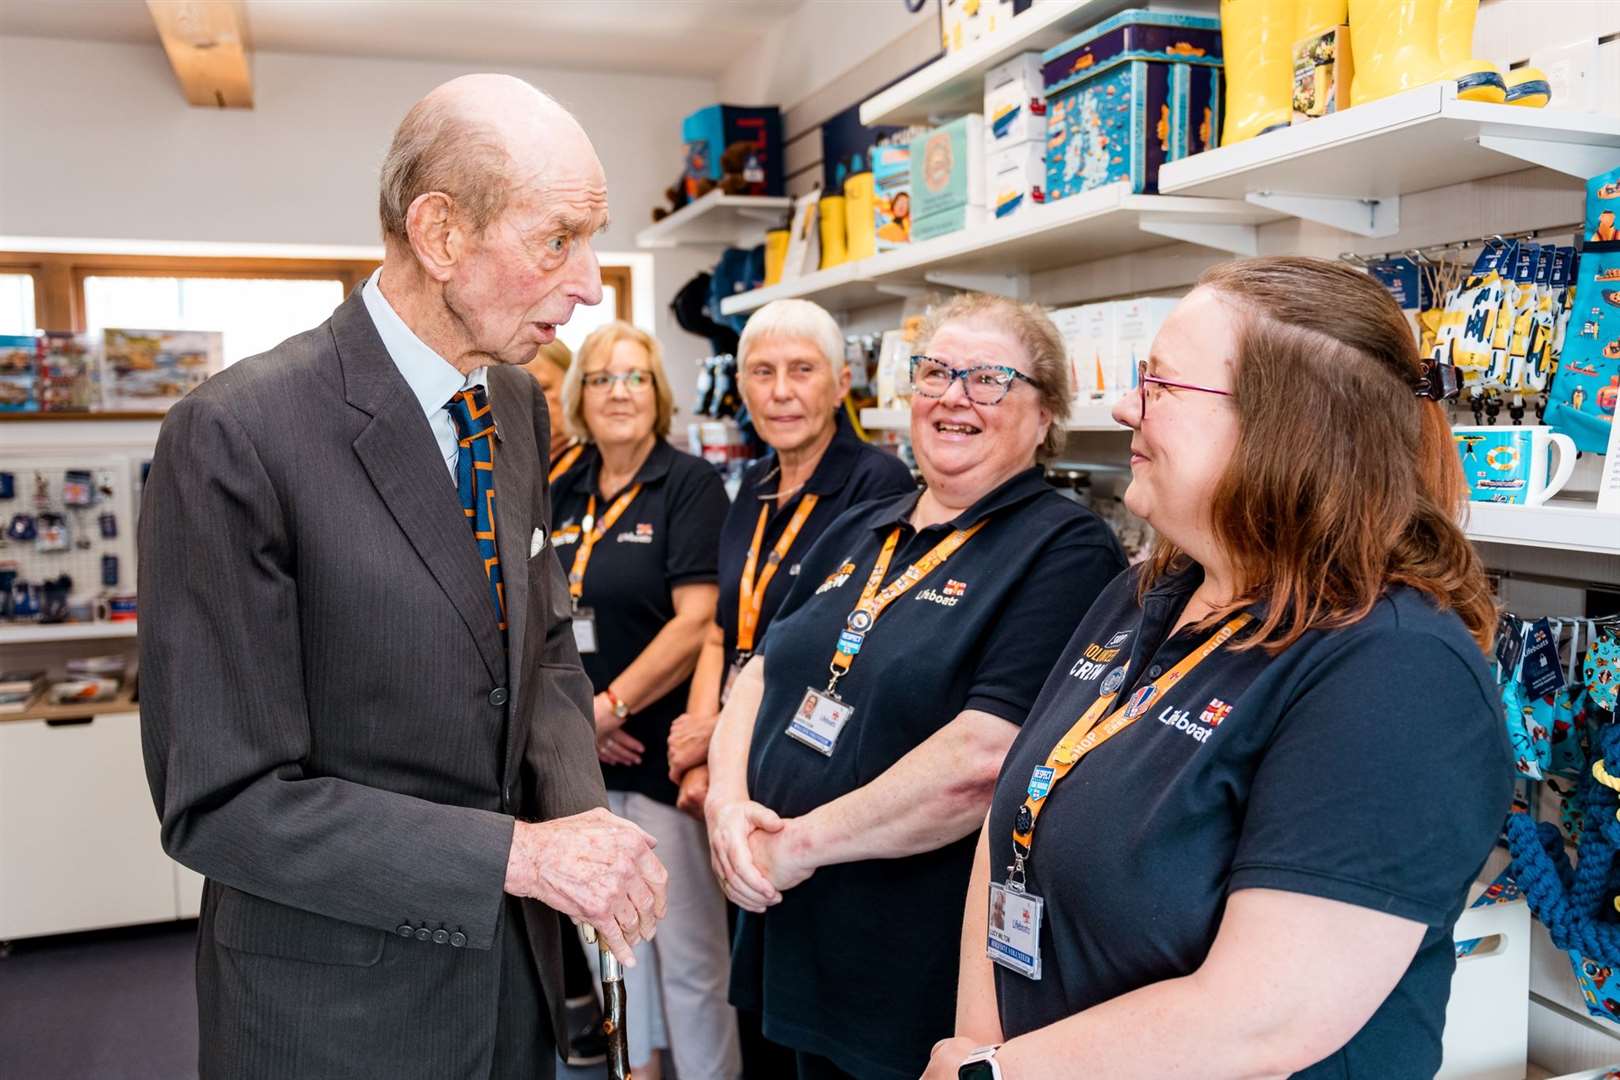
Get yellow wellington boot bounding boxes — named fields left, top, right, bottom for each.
left=1505, top=66, right=1552, bottom=107
left=1435, top=0, right=1506, bottom=102
left=1297, top=0, right=1347, bottom=37
left=1348, top=0, right=1451, bottom=106
left=1220, top=0, right=1295, bottom=143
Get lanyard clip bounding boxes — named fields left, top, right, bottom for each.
left=825, top=663, right=845, bottom=697
left=1006, top=852, right=1027, bottom=894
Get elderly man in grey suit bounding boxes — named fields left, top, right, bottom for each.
left=139, top=74, right=667, bottom=1080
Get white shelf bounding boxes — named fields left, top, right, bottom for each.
left=633, top=190, right=791, bottom=249
left=1464, top=500, right=1620, bottom=556
left=860, top=402, right=1125, bottom=433
left=860, top=0, right=1194, bottom=128
left=0, top=622, right=138, bottom=645
left=720, top=182, right=1273, bottom=316
left=1159, top=81, right=1620, bottom=237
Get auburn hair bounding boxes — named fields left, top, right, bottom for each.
left=1139, top=256, right=1495, bottom=654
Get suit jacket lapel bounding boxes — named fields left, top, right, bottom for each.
left=486, top=369, right=533, bottom=714
left=334, top=291, right=507, bottom=685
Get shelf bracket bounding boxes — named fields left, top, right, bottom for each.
left=1244, top=191, right=1400, bottom=237
left=920, top=270, right=1031, bottom=298
left=1137, top=215, right=1260, bottom=256
left=1476, top=134, right=1620, bottom=180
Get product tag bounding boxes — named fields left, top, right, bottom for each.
left=987, top=881, right=1044, bottom=980
left=572, top=608, right=598, bottom=655
left=1520, top=617, right=1566, bottom=698
left=787, top=687, right=854, bottom=755
left=1495, top=618, right=1525, bottom=674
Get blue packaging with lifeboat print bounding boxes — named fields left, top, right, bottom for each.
left=1041, top=10, right=1222, bottom=197
left=1545, top=244, right=1620, bottom=454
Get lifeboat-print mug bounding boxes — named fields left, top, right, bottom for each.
left=1453, top=425, right=1576, bottom=506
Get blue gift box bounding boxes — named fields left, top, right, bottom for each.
left=0, top=334, right=38, bottom=413
left=1042, top=10, right=1222, bottom=198
left=681, top=104, right=784, bottom=198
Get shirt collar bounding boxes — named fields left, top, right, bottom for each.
left=750, top=411, right=866, bottom=502
left=867, top=465, right=1051, bottom=534
left=361, top=269, right=485, bottom=417
left=580, top=439, right=676, bottom=498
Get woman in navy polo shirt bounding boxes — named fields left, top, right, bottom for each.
left=667, top=299, right=915, bottom=818
left=927, top=258, right=1511, bottom=1080
left=549, top=321, right=737, bottom=1080
left=706, top=293, right=1126, bottom=1080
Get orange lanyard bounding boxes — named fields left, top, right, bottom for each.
left=549, top=442, right=583, bottom=483
left=736, top=495, right=820, bottom=655
left=826, top=519, right=989, bottom=692
left=1007, top=613, right=1252, bottom=889
left=567, top=485, right=643, bottom=605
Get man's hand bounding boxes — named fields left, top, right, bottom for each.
left=667, top=710, right=717, bottom=781
left=705, top=797, right=783, bottom=913
left=748, top=817, right=817, bottom=895
left=597, top=729, right=644, bottom=766
left=921, top=1036, right=982, bottom=1080
left=675, top=764, right=709, bottom=820
left=505, top=809, right=667, bottom=967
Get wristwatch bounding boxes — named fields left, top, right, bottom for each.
left=604, top=686, right=630, bottom=720
left=958, top=1045, right=1002, bottom=1080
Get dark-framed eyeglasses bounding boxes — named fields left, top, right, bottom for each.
left=908, top=355, right=1041, bottom=406
left=582, top=368, right=654, bottom=393
left=1136, top=360, right=1233, bottom=417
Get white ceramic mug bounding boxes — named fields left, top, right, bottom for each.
left=1453, top=424, right=1577, bottom=506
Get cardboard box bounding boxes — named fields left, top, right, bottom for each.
left=988, top=142, right=1046, bottom=220
left=873, top=144, right=913, bottom=251
left=984, top=52, right=1047, bottom=151
left=912, top=204, right=988, bottom=243
left=0, top=334, right=37, bottom=413
left=910, top=114, right=986, bottom=224
left=1040, top=9, right=1222, bottom=90
left=1114, top=297, right=1179, bottom=398
left=1291, top=26, right=1353, bottom=124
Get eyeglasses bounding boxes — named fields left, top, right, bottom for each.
left=909, top=355, right=1040, bottom=406
left=582, top=368, right=654, bottom=393
left=1135, top=360, right=1232, bottom=418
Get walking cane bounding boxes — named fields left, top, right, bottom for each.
left=580, top=925, right=632, bottom=1080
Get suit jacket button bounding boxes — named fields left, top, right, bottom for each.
left=396, top=923, right=415, bottom=938
left=433, top=929, right=449, bottom=945
left=414, top=927, right=431, bottom=942
left=489, top=686, right=509, bottom=707
left=450, top=932, right=467, bottom=948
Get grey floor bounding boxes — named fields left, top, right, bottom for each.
left=0, top=920, right=607, bottom=1080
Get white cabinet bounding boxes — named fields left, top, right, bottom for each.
left=0, top=710, right=177, bottom=940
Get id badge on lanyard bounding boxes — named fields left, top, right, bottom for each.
left=987, top=881, right=1044, bottom=980
left=572, top=606, right=598, bottom=655
left=787, top=686, right=854, bottom=755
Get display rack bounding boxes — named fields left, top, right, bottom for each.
left=634, top=190, right=792, bottom=249
left=861, top=402, right=1126, bottom=432
left=859, top=0, right=1194, bottom=127
left=2, top=685, right=138, bottom=725
left=1463, top=501, right=1620, bottom=558
left=1159, top=81, right=1620, bottom=237
left=721, top=183, right=1273, bottom=316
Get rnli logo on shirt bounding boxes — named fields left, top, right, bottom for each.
left=816, top=561, right=857, bottom=595
left=1158, top=703, right=1218, bottom=743
left=788, top=562, right=801, bottom=576
left=617, top=522, right=654, bottom=544
left=1198, top=698, right=1232, bottom=728
left=917, top=579, right=968, bottom=606
left=1069, top=635, right=1125, bottom=681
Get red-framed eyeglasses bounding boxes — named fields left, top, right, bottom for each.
left=1136, top=360, right=1233, bottom=417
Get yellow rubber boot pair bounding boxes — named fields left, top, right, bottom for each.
left=1350, top=0, right=1533, bottom=106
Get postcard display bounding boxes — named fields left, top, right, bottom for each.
left=0, top=453, right=140, bottom=631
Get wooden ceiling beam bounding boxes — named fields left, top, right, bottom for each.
left=145, top=1, right=253, bottom=109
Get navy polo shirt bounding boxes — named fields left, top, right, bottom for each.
left=988, top=562, right=1513, bottom=1078
left=730, top=467, right=1126, bottom=1080
left=549, top=440, right=729, bottom=805
left=717, top=411, right=916, bottom=673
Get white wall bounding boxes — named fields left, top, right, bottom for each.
left=717, top=0, right=935, bottom=110
left=0, top=35, right=720, bottom=414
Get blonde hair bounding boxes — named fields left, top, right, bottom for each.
left=525, top=340, right=572, bottom=376
left=563, top=321, right=675, bottom=442
left=914, top=293, right=1071, bottom=459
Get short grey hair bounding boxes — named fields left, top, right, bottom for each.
left=737, top=299, right=845, bottom=373
left=378, top=97, right=513, bottom=247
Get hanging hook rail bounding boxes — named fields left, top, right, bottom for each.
left=1338, top=222, right=1584, bottom=267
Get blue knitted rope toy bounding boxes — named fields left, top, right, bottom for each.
left=1506, top=720, right=1620, bottom=964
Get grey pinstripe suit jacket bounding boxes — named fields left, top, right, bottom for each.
left=139, top=289, right=606, bottom=1078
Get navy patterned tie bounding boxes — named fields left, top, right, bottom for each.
left=445, top=387, right=506, bottom=632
